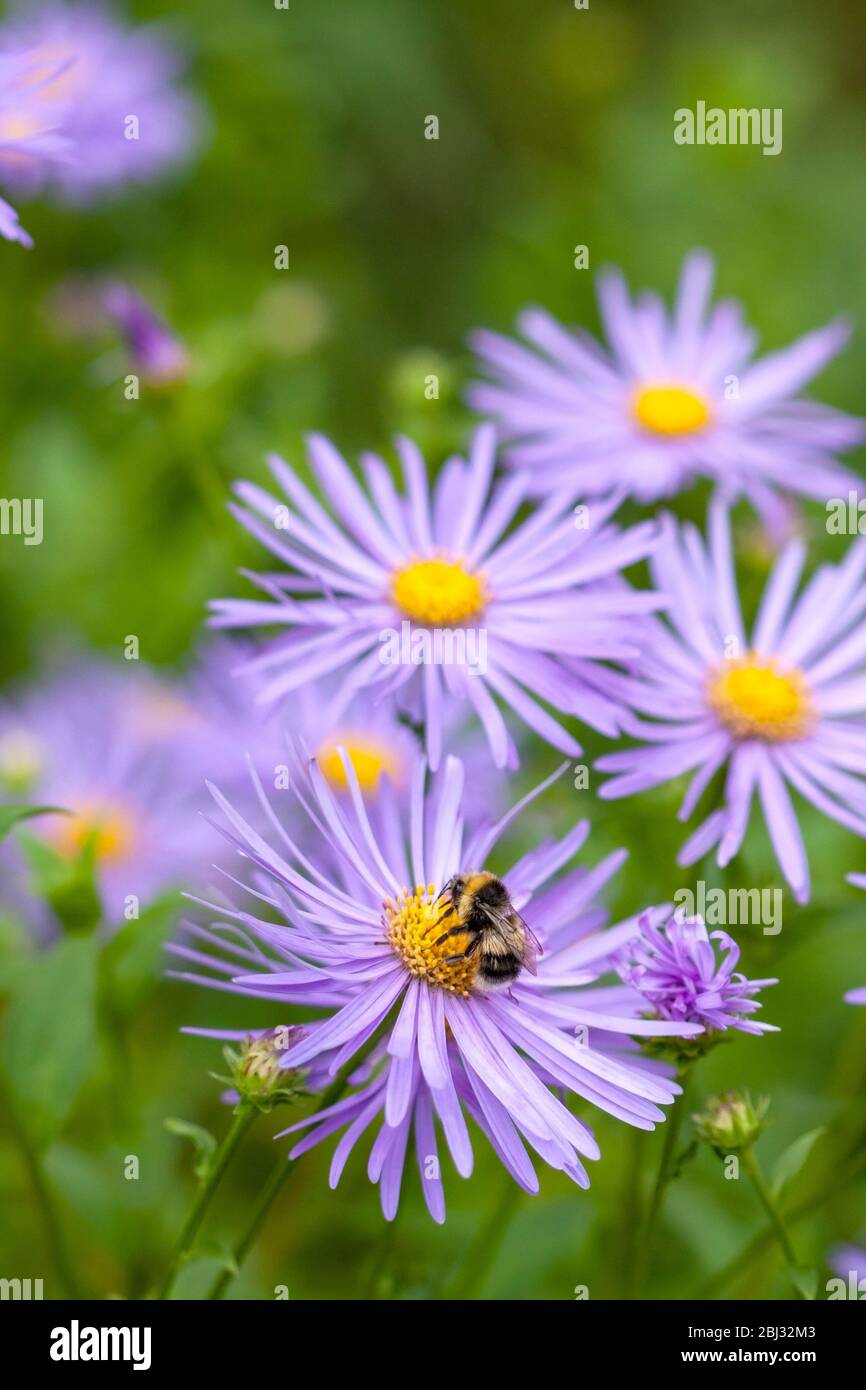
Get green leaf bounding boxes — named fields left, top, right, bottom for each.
left=0, top=935, right=99, bottom=1152
left=101, top=894, right=178, bottom=1013
left=16, top=829, right=102, bottom=935
left=164, top=1117, right=218, bottom=1181
left=0, top=803, right=68, bottom=841
left=185, top=1242, right=239, bottom=1277
left=771, top=1127, right=826, bottom=1199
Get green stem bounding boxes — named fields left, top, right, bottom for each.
left=699, top=1157, right=866, bottom=1297
left=23, top=1138, right=81, bottom=1297
left=2, top=1077, right=81, bottom=1298
left=633, top=1059, right=694, bottom=1296
left=742, top=1148, right=801, bottom=1274
left=159, top=1103, right=259, bottom=1299
left=619, top=1125, right=644, bottom=1298
left=206, top=1016, right=394, bottom=1300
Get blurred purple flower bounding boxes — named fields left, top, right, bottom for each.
left=470, top=251, right=864, bottom=529
left=596, top=497, right=866, bottom=903
left=618, top=909, right=777, bottom=1037
left=0, top=654, right=233, bottom=928
left=831, top=1244, right=866, bottom=1285
left=0, top=0, right=200, bottom=219
left=171, top=752, right=701, bottom=1223
left=99, top=280, right=189, bottom=385
left=210, top=423, right=663, bottom=769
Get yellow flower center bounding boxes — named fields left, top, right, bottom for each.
left=0, top=113, right=45, bottom=142
left=707, top=653, right=814, bottom=742
left=53, top=803, right=136, bottom=864
left=316, top=734, right=401, bottom=792
left=384, top=883, right=478, bottom=996
left=632, top=382, right=712, bottom=436
left=390, top=557, right=488, bottom=626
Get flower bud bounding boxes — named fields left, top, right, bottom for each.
left=224, top=1026, right=308, bottom=1111
left=693, top=1090, right=769, bottom=1156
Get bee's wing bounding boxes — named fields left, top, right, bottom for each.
left=481, top=903, right=543, bottom=976
left=517, top=913, right=543, bottom=976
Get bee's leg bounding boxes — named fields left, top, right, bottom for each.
left=434, top=923, right=471, bottom=947
left=431, top=907, right=456, bottom=930
left=445, top=934, right=482, bottom=964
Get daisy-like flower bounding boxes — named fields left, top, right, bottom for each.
left=189, top=642, right=421, bottom=800
left=210, top=424, right=661, bottom=769
left=0, top=1, right=199, bottom=215
left=618, top=910, right=777, bottom=1038
left=0, top=654, right=236, bottom=929
left=596, top=498, right=866, bottom=904
left=171, top=751, right=701, bottom=1223
left=469, top=251, right=864, bottom=526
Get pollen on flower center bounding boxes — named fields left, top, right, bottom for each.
left=316, top=734, right=400, bottom=792
left=708, top=653, right=814, bottom=742
left=390, top=557, right=488, bottom=626
left=384, top=883, right=478, bottom=995
left=632, top=382, right=712, bottom=436
left=54, top=802, right=136, bottom=863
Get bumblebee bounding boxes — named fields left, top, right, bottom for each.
left=435, top=870, right=542, bottom=989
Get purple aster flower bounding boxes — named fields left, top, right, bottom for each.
left=0, top=46, right=72, bottom=214
left=596, top=497, right=866, bottom=904
left=618, top=909, right=777, bottom=1038
left=0, top=1, right=200, bottom=211
left=469, top=251, right=864, bottom=528
left=188, top=641, right=422, bottom=801
left=0, top=654, right=233, bottom=929
left=171, top=751, right=701, bottom=1223
left=210, top=424, right=662, bottom=769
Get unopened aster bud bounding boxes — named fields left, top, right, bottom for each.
left=224, top=1026, right=308, bottom=1111
left=693, top=1090, right=769, bottom=1157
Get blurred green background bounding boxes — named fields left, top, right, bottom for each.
left=1, top=0, right=866, bottom=1300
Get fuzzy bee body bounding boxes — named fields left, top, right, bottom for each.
left=435, top=869, right=541, bottom=989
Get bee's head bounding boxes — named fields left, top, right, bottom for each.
left=449, top=870, right=505, bottom=920
left=442, top=875, right=466, bottom=914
